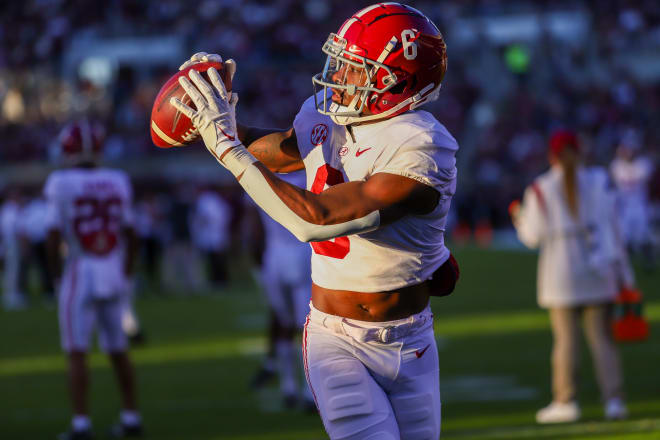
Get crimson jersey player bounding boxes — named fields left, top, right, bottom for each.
left=45, top=120, right=142, bottom=439
left=171, top=3, right=459, bottom=438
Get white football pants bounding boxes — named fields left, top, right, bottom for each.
left=58, top=259, right=127, bottom=353
left=303, top=303, right=441, bottom=440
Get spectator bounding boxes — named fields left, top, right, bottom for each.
left=511, top=130, right=628, bottom=424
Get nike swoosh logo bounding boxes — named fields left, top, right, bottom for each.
left=356, top=147, right=372, bottom=157
left=415, top=344, right=431, bottom=358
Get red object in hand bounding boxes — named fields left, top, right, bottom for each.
left=612, top=287, right=649, bottom=342
left=150, top=61, right=230, bottom=148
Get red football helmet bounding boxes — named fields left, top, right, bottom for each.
left=57, top=119, right=105, bottom=163
left=313, top=3, right=447, bottom=125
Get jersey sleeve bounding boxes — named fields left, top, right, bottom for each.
left=43, top=173, right=64, bottom=231
left=372, top=142, right=457, bottom=193
left=370, top=120, right=459, bottom=197
left=293, top=92, right=332, bottom=160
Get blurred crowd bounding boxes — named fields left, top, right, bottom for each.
left=1, top=0, right=659, bottom=250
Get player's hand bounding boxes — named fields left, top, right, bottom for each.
left=170, top=68, right=242, bottom=163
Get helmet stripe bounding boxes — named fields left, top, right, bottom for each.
left=337, top=18, right=358, bottom=37
left=354, top=4, right=383, bottom=18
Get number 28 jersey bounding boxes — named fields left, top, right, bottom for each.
left=44, top=168, right=133, bottom=261
left=294, top=93, right=459, bottom=292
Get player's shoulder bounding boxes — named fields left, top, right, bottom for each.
left=44, top=169, right=76, bottom=195
left=378, top=110, right=459, bottom=153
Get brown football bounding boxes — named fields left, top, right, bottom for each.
left=150, top=61, right=230, bottom=148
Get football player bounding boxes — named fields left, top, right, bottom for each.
left=609, top=133, right=655, bottom=265
left=172, top=3, right=459, bottom=438
left=45, top=120, right=142, bottom=439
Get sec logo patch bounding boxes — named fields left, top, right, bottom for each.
left=310, top=123, right=328, bottom=146
left=338, top=146, right=349, bottom=157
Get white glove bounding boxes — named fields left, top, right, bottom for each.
left=170, top=68, right=242, bottom=161
left=179, top=51, right=237, bottom=100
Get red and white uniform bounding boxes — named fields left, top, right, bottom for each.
left=295, top=94, right=457, bottom=292
left=296, top=93, right=458, bottom=439
left=44, top=168, right=133, bottom=352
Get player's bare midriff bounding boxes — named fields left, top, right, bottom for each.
left=311, top=282, right=430, bottom=322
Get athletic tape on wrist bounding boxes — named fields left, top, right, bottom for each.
left=238, top=164, right=380, bottom=242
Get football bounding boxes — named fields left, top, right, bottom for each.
left=150, top=61, right=230, bottom=148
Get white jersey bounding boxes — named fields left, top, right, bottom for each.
left=294, top=93, right=458, bottom=292
left=44, top=167, right=133, bottom=299
left=514, top=166, right=619, bottom=308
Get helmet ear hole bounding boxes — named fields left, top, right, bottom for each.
left=388, top=79, right=408, bottom=95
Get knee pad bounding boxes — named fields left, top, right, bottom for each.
left=392, top=393, right=439, bottom=440
left=314, top=360, right=395, bottom=439
left=320, top=360, right=374, bottom=422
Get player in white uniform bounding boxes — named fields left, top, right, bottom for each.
left=172, top=4, right=460, bottom=438
left=609, top=139, right=655, bottom=261
left=45, top=120, right=142, bottom=440
left=190, top=186, right=232, bottom=288
left=1, top=189, right=27, bottom=310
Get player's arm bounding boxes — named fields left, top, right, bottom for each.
left=251, top=162, right=438, bottom=229
left=171, top=69, right=441, bottom=241
left=232, top=161, right=437, bottom=242
left=237, top=125, right=303, bottom=173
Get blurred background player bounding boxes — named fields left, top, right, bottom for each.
left=45, top=119, right=143, bottom=439
left=190, top=183, right=232, bottom=290
left=511, top=130, right=627, bottom=424
left=1, top=187, right=28, bottom=310
left=246, top=170, right=315, bottom=410
left=609, top=130, right=656, bottom=268
left=22, top=188, right=56, bottom=302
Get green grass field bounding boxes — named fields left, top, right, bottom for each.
left=1, top=247, right=659, bottom=439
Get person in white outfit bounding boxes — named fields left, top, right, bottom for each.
left=609, top=136, right=655, bottom=264
left=511, top=130, right=628, bottom=424
left=45, top=120, right=142, bottom=440
left=1, top=189, right=28, bottom=310
left=169, top=3, right=461, bottom=438
left=190, top=186, right=232, bottom=289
